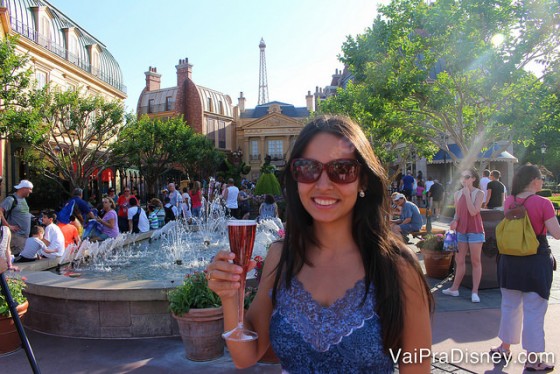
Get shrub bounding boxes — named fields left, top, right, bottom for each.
left=168, top=272, right=221, bottom=316
left=0, top=276, right=27, bottom=317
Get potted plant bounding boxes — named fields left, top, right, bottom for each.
left=168, top=271, right=223, bottom=361
left=0, top=275, right=28, bottom=354
left=416, top=234, right=454, bottom=279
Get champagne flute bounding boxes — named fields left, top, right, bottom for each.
left=222, top=219, right=258, bottom=342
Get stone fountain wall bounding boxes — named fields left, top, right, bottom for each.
left=23, top=271, right=180, bottom=338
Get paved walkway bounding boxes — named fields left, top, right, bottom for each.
left=1, top=218, right=559, bottom=373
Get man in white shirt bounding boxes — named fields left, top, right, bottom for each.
left=41, top=210, right=66, bottom=258
left=127, top=197, right=150, bottom=233
left=222, top=178, right=239, bottom=218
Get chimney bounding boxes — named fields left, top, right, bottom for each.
left=145, top=66, right=161, bottom=92
left=306, top=90, right=314, bottom=111
left=238, top=92, right=246, bottom=113
left=176, top=57, right=193, bottom=88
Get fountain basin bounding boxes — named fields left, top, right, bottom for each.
left=22, top=270, right=179, bottom=338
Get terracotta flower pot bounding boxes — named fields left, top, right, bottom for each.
left=172, top=306, right=224, bottom=361
left=0, top=300, right=28, bottom=355
left=420, top=249, right=454, bottom=279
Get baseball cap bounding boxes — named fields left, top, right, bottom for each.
left=14, top=180, right=33, bottom=189
left=393, top=193, right=405, bottom=201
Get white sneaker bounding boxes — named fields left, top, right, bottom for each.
left=442, top=288, right=459, bottom=297
left=471, top=293, right=480, bottom=303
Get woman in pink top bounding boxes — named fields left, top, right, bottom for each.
left=443, top=168, right=485, bottom=303
left=490, top=164, right=558, bottom=371
left=189, top=181, right=203, bottom=218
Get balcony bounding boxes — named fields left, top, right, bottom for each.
left=10, top=17, right=127, bottom=94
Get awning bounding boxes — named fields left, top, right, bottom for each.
left=431, top=144, right=518, bottom=164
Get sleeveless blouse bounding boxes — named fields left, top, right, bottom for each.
left=455, top=189, right=484, bottom=234
left=270, top=277, right=394, bottom=373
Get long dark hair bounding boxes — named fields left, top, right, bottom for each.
left=273, top=115, right=432, bottom=351
left=464, top=167, right=480, bottom=188
left=511, top=164, right=541, bottom=196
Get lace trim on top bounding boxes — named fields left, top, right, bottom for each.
left=274, top=277, right=376, bottom=352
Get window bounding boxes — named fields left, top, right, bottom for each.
left=40, top=16, right=51, bottom=48
left=207, top=97, right=213, bottom=112
left=250, top=140, right=259, bottom=160
left=219, top=101, right=224, bottom=115
left=218, top=121, right=226, bottom=149
left=35, top=70, right=47, bottom=90
left=69, top=35, right=79, bottom=63
left=165, top=96, right=174, bottom=111
left=268, top=140, right=283, bottom=159
left=148, top=99, right=154, bottom=114
left=91, top=50, right=99, bottom=76
left=206, top=118, right=216, bottom=143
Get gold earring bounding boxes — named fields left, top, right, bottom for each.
left=359, top=190, right=365, bottom=198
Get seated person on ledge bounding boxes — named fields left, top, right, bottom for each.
left=390, top=193, right=423, bottom=242
left=83, top=198, right=119, bottom=242
left=40, top=210, right=66, bottom=259
left=14, top=225, right=47, bottom=262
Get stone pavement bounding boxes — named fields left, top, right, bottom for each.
left=1, top=218, right=558, bottom=373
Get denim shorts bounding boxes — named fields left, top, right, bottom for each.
left=457, top=232, right=485, bottom=243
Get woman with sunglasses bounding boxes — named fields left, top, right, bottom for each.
left=206, top=116, right=432, bottom=373
left=443, top=167, right=485, bottom=303
left=490, top=164, right=558, bottom=372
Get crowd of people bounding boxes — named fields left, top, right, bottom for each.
left=0, top=115, right=556, bottom=371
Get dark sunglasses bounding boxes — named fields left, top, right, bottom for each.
left=291, top=158, right=361, bottom=184
left=461, top=175, right=472, bottom=180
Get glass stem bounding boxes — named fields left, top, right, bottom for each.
left=237, top=276, right=246, bottom=328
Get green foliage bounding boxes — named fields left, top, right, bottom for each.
left=16, top=89, right=125, bottom=194
left=0, top=34, right=35, bottom=139
left=168, top=272, right=221, bottom=316
left=416, top=234, right=445, bottom=252
left=255, top=173, right=281, bottom=196
left=0, top=276, right=27, bottom=317
left=112, top=115, right=193, bottom=195
left=322, top=0, right=560, bottom=168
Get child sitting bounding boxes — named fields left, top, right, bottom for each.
left=14, top=225, right=47, bottom=262
left=147, top=204, right=159, bottom=230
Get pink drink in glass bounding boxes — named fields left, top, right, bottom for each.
left=222, top=220, right=258, bottom=342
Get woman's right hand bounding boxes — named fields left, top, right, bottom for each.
left=206, top=251, right=256, bottom=299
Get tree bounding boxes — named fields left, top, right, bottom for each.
left=16, top=89, right=125, bottom=194
left=177, top=133, right=225, bottom=182
left=322, top=0, right=560, bottom=166
left=112, top=115, right=223, bottom=196
left=0, top=34, right=38, bottom=139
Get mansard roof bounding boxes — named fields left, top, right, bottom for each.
left=4, top=0, right=126, bottom=93
left=240, top=101, right=309, bottom=119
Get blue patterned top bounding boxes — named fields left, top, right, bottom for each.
left=270, top=277, right=394, bottom=373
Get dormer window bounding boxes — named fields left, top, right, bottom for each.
left=207, top=97, right=213, bottom=112
left=219, top=101, right=224, bottom=115
left=69, top=34, right=79, bottom=63
left=91, top=49, right=99, bottom=76
left=40, top=16, right=51, bottom=48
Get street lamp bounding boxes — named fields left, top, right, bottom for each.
left=540, top=142, right=547, bottom=166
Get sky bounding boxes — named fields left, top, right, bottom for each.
left=48, top=0, right=389, bottom=112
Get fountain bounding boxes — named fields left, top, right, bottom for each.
left=21, top=204, right=283, bottom=339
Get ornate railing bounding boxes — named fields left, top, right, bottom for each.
left=9, top=16, right=127, bottom=94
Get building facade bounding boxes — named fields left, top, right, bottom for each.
left=234, top=94, right=311, bottom=181
left=0, top=0, right=126, bottom=199
left=137, top=58, right=234, bottom=152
